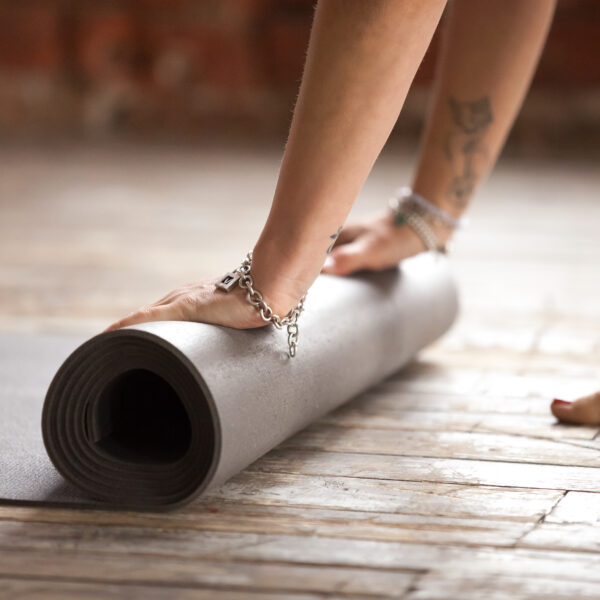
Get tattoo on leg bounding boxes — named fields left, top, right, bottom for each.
left=326, top=226, right=342, bottom=254
left=444, top=96, right=493, bottom=210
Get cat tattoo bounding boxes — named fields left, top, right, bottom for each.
left=444, top=96, right=493, bottom=209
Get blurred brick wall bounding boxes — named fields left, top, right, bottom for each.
left=0, top=0, right=598, bottom=148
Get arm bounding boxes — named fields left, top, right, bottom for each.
left=107, top=0, right=446, bottom=331
left=412, top=0, right=556, bottom=218
left=323, top=0, right=556, bottom=275
left=251, top=0, right=446, bottom=315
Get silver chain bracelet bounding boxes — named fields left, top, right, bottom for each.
left=388, top=187, right=458, bottom=254
left=391, top=186, right=466, bottom=230
left=215, top=251, right=307, bottom=358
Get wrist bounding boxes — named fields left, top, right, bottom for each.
left=250, top=233, right=320, bottom=317
left=388, top=187, right=458, bottom=253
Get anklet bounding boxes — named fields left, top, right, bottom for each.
left=215, top=251, right=307, bottom=358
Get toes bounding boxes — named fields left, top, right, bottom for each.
left=321, top=239, right=372, bottom=276
left=334, top=223, right=367, bottom=248
left=551, top=392, right=600, bottom=425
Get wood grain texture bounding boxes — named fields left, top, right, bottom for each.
left=0, top=144, right=599, bottom=598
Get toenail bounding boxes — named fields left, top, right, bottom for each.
left=552, top=398, right=572, bottom=406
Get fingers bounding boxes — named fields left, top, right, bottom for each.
left=550, top=392, right=600, bottom=425
left=104, top=303, right=182, bottom=332
left=151, top=290, right=181, bottom=307
left=333, top=222, right=366, bottom=248
left=321, top=237, right=373, bottom=276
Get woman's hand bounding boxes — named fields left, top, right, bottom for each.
left=104, top=277, right=269, bottom=332
left=320, top=209, right=452, bottom=276
left=105, top=209, right=452, bottom=332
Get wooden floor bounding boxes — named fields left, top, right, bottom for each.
left=0, top=142, right=599, bottom=599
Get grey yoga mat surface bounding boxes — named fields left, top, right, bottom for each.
left=0, top=253, right=458, bottom=510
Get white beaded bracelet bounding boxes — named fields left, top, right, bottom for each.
left=391, top=186, right=468, bottom=230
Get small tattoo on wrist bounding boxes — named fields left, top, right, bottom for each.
left=326, top=226, right=342, bottom=254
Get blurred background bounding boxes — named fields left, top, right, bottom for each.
left=0, top=0, right=598, bottom=151
left=0, top=0, right=599, bottom=384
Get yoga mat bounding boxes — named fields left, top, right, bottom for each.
left=0, top=253, right=458, bottom=510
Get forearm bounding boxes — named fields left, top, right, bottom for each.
left=412, top=0, right=556, bottom=219
left=251, top=0, right=446, bottom=314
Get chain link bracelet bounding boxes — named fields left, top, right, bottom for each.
left=215, top=251, right=307, bottom=358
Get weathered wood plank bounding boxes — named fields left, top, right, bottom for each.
left=378, top=368, right=600, bottom=401
left=473, top=371, right=600, bottom=402
left=2, top=143, right=600, bottom=598
left=0, top=549, right=413, bottom=598
left=519, top=522, right=600, bottom=553
left=518, top=491, right=600, bottom=552
left=252, top=449, right=600, bottom=492
left=0, top=474, right=562, bottom=523
left=345, top=390, right=555, bottom=416
left=322, top=404, right=599, bottom=440
left=4, top=520, right=600, bottom=582
left=281, top=424, right=600, bottom=467
left=0, top=503, right=532, bottom=547
left=0, top=578, right=357, bottom=600
left=203, top=472, right=562, bottom=522
left=545, top=491, right=600, bottom=524
left=406, top=573, right=600, bottom=600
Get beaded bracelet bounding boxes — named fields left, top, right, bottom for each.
left=388, top=186, right=463, bottom=254
left=390, top=186, right=467, bottom=230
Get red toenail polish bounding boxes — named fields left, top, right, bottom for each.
left=552, top=398, right=571, bottom=406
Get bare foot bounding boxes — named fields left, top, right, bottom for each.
left=551, top=392, right=600, bottom=425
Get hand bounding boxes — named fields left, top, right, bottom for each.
left=320, top=209, right=452, bottom=276
left=104, top=276, right=268, bottom=332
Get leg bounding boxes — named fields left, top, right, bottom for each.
left=412, top=0, right=556, bottom=218
left=252, top=0, right=447, bottom=314
left=413, top=0, right=600, bottom=427
left=323, top=0, right=556, bottom=274
left=108, top=0, right=447, bottom=330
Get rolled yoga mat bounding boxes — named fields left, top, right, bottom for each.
left=1, top=253, right=458, bottom=510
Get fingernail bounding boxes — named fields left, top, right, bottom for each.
left=552, top=398, right=572, bottom=406
left=323, top=256, right=335, bottom=269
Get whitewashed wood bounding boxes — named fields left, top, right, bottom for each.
left=252, top=449, right=600, bottom=492
left=281, top=424, right=600, bottom=466
left=1, top=145, right=600, bottom=598
left=202, top=473, right=562, bottom=521
left=0, top=579, right=359, bottom=600
left=379, top=368, right=600, bottom=401
left=519, top=522, right=600, bottom=553
left=6, top=520, right=600, bottom=583
left=322, top=405, right=599, bottom=440
left=0, top=549, right=413, bottom=598
left=0, top=475, right=562, bottom=522
left=350, top=390, right=560, bottom=415
left=406, top=573, right=600, bottom=600
left=0, top=504, right=531, bottom=547
left=545, top=491, right=600, bottom=524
